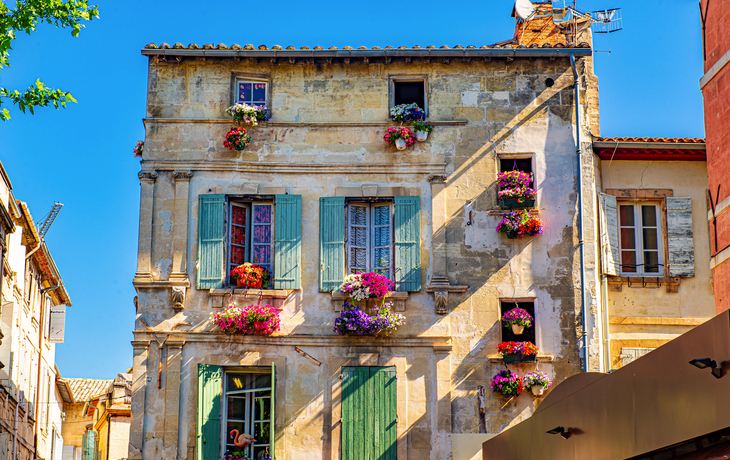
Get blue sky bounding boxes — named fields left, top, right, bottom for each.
left=0, top=0, right=704, bottom=378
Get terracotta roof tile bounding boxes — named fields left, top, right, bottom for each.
left=595, top=137, right=705, bottom=143
left=143, top=42, right=590, bottom=51
left=66, top=378, right=112, bottom=403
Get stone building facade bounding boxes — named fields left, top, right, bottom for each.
left=130, top=27, right=607, bottom=460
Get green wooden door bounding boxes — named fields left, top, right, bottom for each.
left=342, top=366, right=397, bottom=460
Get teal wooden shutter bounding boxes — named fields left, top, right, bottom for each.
left=197, top=363, right=222, bottom=460
left=82, top=431, right=96, bottom=460
left=274, top=195, right=302, bottom=289
left=342, top=367, right=397, bottom=460
left=319, top=197, right=345, bottom=292
left=394, top=196, right=421, bottom=291
left=270, top=363, right=276, bottom=457
left=197, top=195, right=226, bottom=290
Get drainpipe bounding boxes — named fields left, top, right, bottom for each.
left=571, top=54, right=589, bottom=373
left=12, top=397, right=18, bottom=460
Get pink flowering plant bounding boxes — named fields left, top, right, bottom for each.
left=490, top=370, right=524, bottom=399
left=523, top=370, right=552, bottom=391
left=226, top=103, right=270, bottom=126
left=383, top=126, right=415, bottom=147
left=333, top=301, right=405, bottom=336
left=337, top=272, right=394, bottom=302
left=133, top=140, right=144, bottom=158
left=501, top=308, right=533, bottom=328
left=497, top=170, right=536, bottom=204
left=210, top=303, right=281, bottom=335
left=223, top=452, right=249, bottom=460
left=496, top=210, right=544, bottom=239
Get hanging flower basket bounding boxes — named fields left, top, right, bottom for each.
left=497, top=210, right=544, bottom=239
left=413, top=120, right=433, bottom=142
left=224, top=127, right=252, bottom=151
left=523, top=370, right=552, bottom=396
left=333, top=301, right=405, bottom=336
left=490, top=370, right=524, bottom=399
left=210, top=303, right=281, bottom=335
left=498, top=170, right=536, bottom=209
left=230, top=263, right=270, bottom=288
left=390, top=103, right=425, bottom=123
left=226, top=103, right=271, bottom=126
left=133, top=140, right=144, bottom=158
left=384, top=126, right=415, bottom=150
left=498, top=341, right=539, bottom=363
left=501, top=308, right=533, bottom=336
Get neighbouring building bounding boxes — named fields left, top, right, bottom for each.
left=0, top=160, right=71, bottom=460
left=699, top=0, right=730, bottom=313
left=129, top=3, right=713, bottom=460
left=86, top=373, right=132, bottom=460
left=57, top=377, right=112, bottom=460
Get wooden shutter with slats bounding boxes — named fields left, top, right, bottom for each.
left=394, top=196, right=421, bottom=291
left=319, top=197, right=346, bottom=291
left=598, top=193, right=620, bottom=276
left=197, top=195, right=226, bottom=289
left=274, top=195, right=302, bottom=289
left=666, top=197, right=695, bottom=277
left=197, top=363, right=222, bottom=460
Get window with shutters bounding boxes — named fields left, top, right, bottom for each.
left=228, top=201, right=274, bottom=286
left=223, top=372, right=274, bottom=460
left=196, top=194, right=301, bottom=291
left=319, top=196, right=421, bottom=293
left=618, top=203, right=663, bottom=276
left=347, top=202, right=393, bottom=279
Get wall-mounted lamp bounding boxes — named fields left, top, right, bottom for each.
left=546, top=426, right=571, bottom=439
left=689, top=358, right=723, bottom=379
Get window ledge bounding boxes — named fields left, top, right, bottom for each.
left=607, top=276, right=681, bottom=293
left=142, top=118, right=468, bottom=128
left=488, top=354, right=554, bottom=363
left=331, top=291, right=408, bottom=312
left=211, top=288, right=293, bottom=309
left=487, top=208, right=540, bottom=216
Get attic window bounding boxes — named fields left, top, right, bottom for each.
left=393, top=80, right=426, bottom=111
left=500, top=157, right=533, bottom=175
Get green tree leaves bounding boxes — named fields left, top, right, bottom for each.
left=0, top=0, right=99, bottom=120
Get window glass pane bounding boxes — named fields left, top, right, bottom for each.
left=619, top=205, right=634, bottom=226
left=253, top=446, right=272, bottom=460
left=254, top=397, right=271, bottom=420
left=394, top=81, right=425, bottom=108
left=231, top=246, right=246, bottom=265
left=351, top=227, right=367, bottom=246
left=374, top=226, right=390, bottom=247
left=252, top=83, right=266, bottom=103
left=499, top=158, right=533, bottom=175
left=253, top=421, right=270, bottom=442
left=232, top=226, right=247, bottom=246
left=642, top=228, right=658, bottom=250
left=644, top=251, right=659, bottom=272
left=373, top=206, right=390, bottom=226
left=621, top=250, right=636, bottom=272
left=232, top=206, right=247, bottom=225
left=641, top=205, right=657, bottom=227
left=374, top=247, right=390, bottom=269
left=253, top=245, right=271, bottom=265
left=620, top=228, right=635, bottom=249
left=225, top=420, right=246, bottom=446
left=253, top=225, right=272, bottom=244
left=254, top=205, right=272, bottom=224
left=227, top=373, right=271, bottom=390
left=227, top=397, right=247, bottom=420
left=351, top=248, right=366, bottom=269
left=239, top=82, right=252, bottom=103
left=350, top=206, right=366, bottom=225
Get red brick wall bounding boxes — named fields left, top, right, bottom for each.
left=701, top=1, right=730, bottom=313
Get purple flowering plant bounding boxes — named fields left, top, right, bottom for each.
left=497, top=170, right=536, bottom=203
left=390, top=103, right=425, bottom=123
left=334, top=302, right=405, bottom=336
left=338, top=272, right=394, bottom=302
left=496, top=210, right=544, bottom=238
left=501, top=308, right=533, bottom=328
left=490, top=370, right=524, bottom=399
left=523, top=370, right=552, bottom=390
left=223, top=453, right=249, bottom=460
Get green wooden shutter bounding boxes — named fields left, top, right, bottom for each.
left=394, top=196, right=421, bottom=292
left=197, top=195, right=226, bottom=290
left=197, top=363, right=222, bottom=460
left=82, top=431, right=96, bottom=460
left=274, top=195, right=302, bottom=290
left=319, top=197, right=346, bottom=292
left=342, top=367, right=397, bottom=460
left=270, top=363, right=276, bottom=458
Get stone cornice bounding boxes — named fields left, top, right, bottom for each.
left=140, top=161, right=446, bottom=175
left=143, top=118, right=467, bottom=128
left=132, top=330, right=452, bottom=349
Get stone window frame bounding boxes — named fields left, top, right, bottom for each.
left=495, top=152, right=536, bottom=208
left=227, top=199, right=275, bottom=286
left=230, top=72, right=272, bottom=108
left=388, top=74, right=429, bottom=117
left=616, top=201, right=664, bottom=277
left=346, top=200, right=395, bottom=280
left=499, top=296, right=538, bottom=344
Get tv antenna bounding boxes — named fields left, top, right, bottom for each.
left=551, top=0, right=623, bottom=35
left=38, top=202, right=63, bottom=239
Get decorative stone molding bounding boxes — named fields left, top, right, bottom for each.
left=171, top=170, right=193, bottom=181
left=426, top=276, right=468, bottom=314
left=488, top=354, right=554, bottom=363
left=427, top=174, right=448, bottom=183
left=170, top=286, right=186, bottom=310
left=331, top=291, right=408, bottom=312
left=138, top=171, right=159, bottom=181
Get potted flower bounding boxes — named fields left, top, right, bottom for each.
left=501, top=307, right=533, bottom=335
left=496, top=210, right=544, bottom=239
left=490, top=370, right=524, bottom=399
left=390, top=103, right=425, bottom=123
left=383, top=126, right=415, bottom=151
left=413, top=120, right=433, bottom=142
left=223, top=452, right=250, bottom=460
left=497, top=341, right=540, bottom=363
left=230, top=263, right=270, bottom=288
left=210, top=303, right=281, bottom=335
left=497, top=170, right=536, bottom=209
left=133, top=140, right=144, bottom=158
left=333, top=301, right=405, bottom=336
left=226, top=103, right=270, bottom=126
left=523, top=370, right=552, bottom=396
left=338, top=272, right=395, bottom=302
left=224, top=127, right=252, bottom=151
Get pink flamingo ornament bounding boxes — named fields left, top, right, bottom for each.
left=229, top=429, right=255, bottom=447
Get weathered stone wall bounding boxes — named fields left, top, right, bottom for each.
left=133, top=54, right=601, bottom=460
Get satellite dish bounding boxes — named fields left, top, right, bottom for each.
left=514, top=0, right=535, bottom=20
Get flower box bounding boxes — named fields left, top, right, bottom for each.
left=237, top=278, right=262, bottom=288
left=497, top=341, right=540, bottom=363
left=500, top=198, right=535, bottom=209
left=503, top=354, right=537, bottom=364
